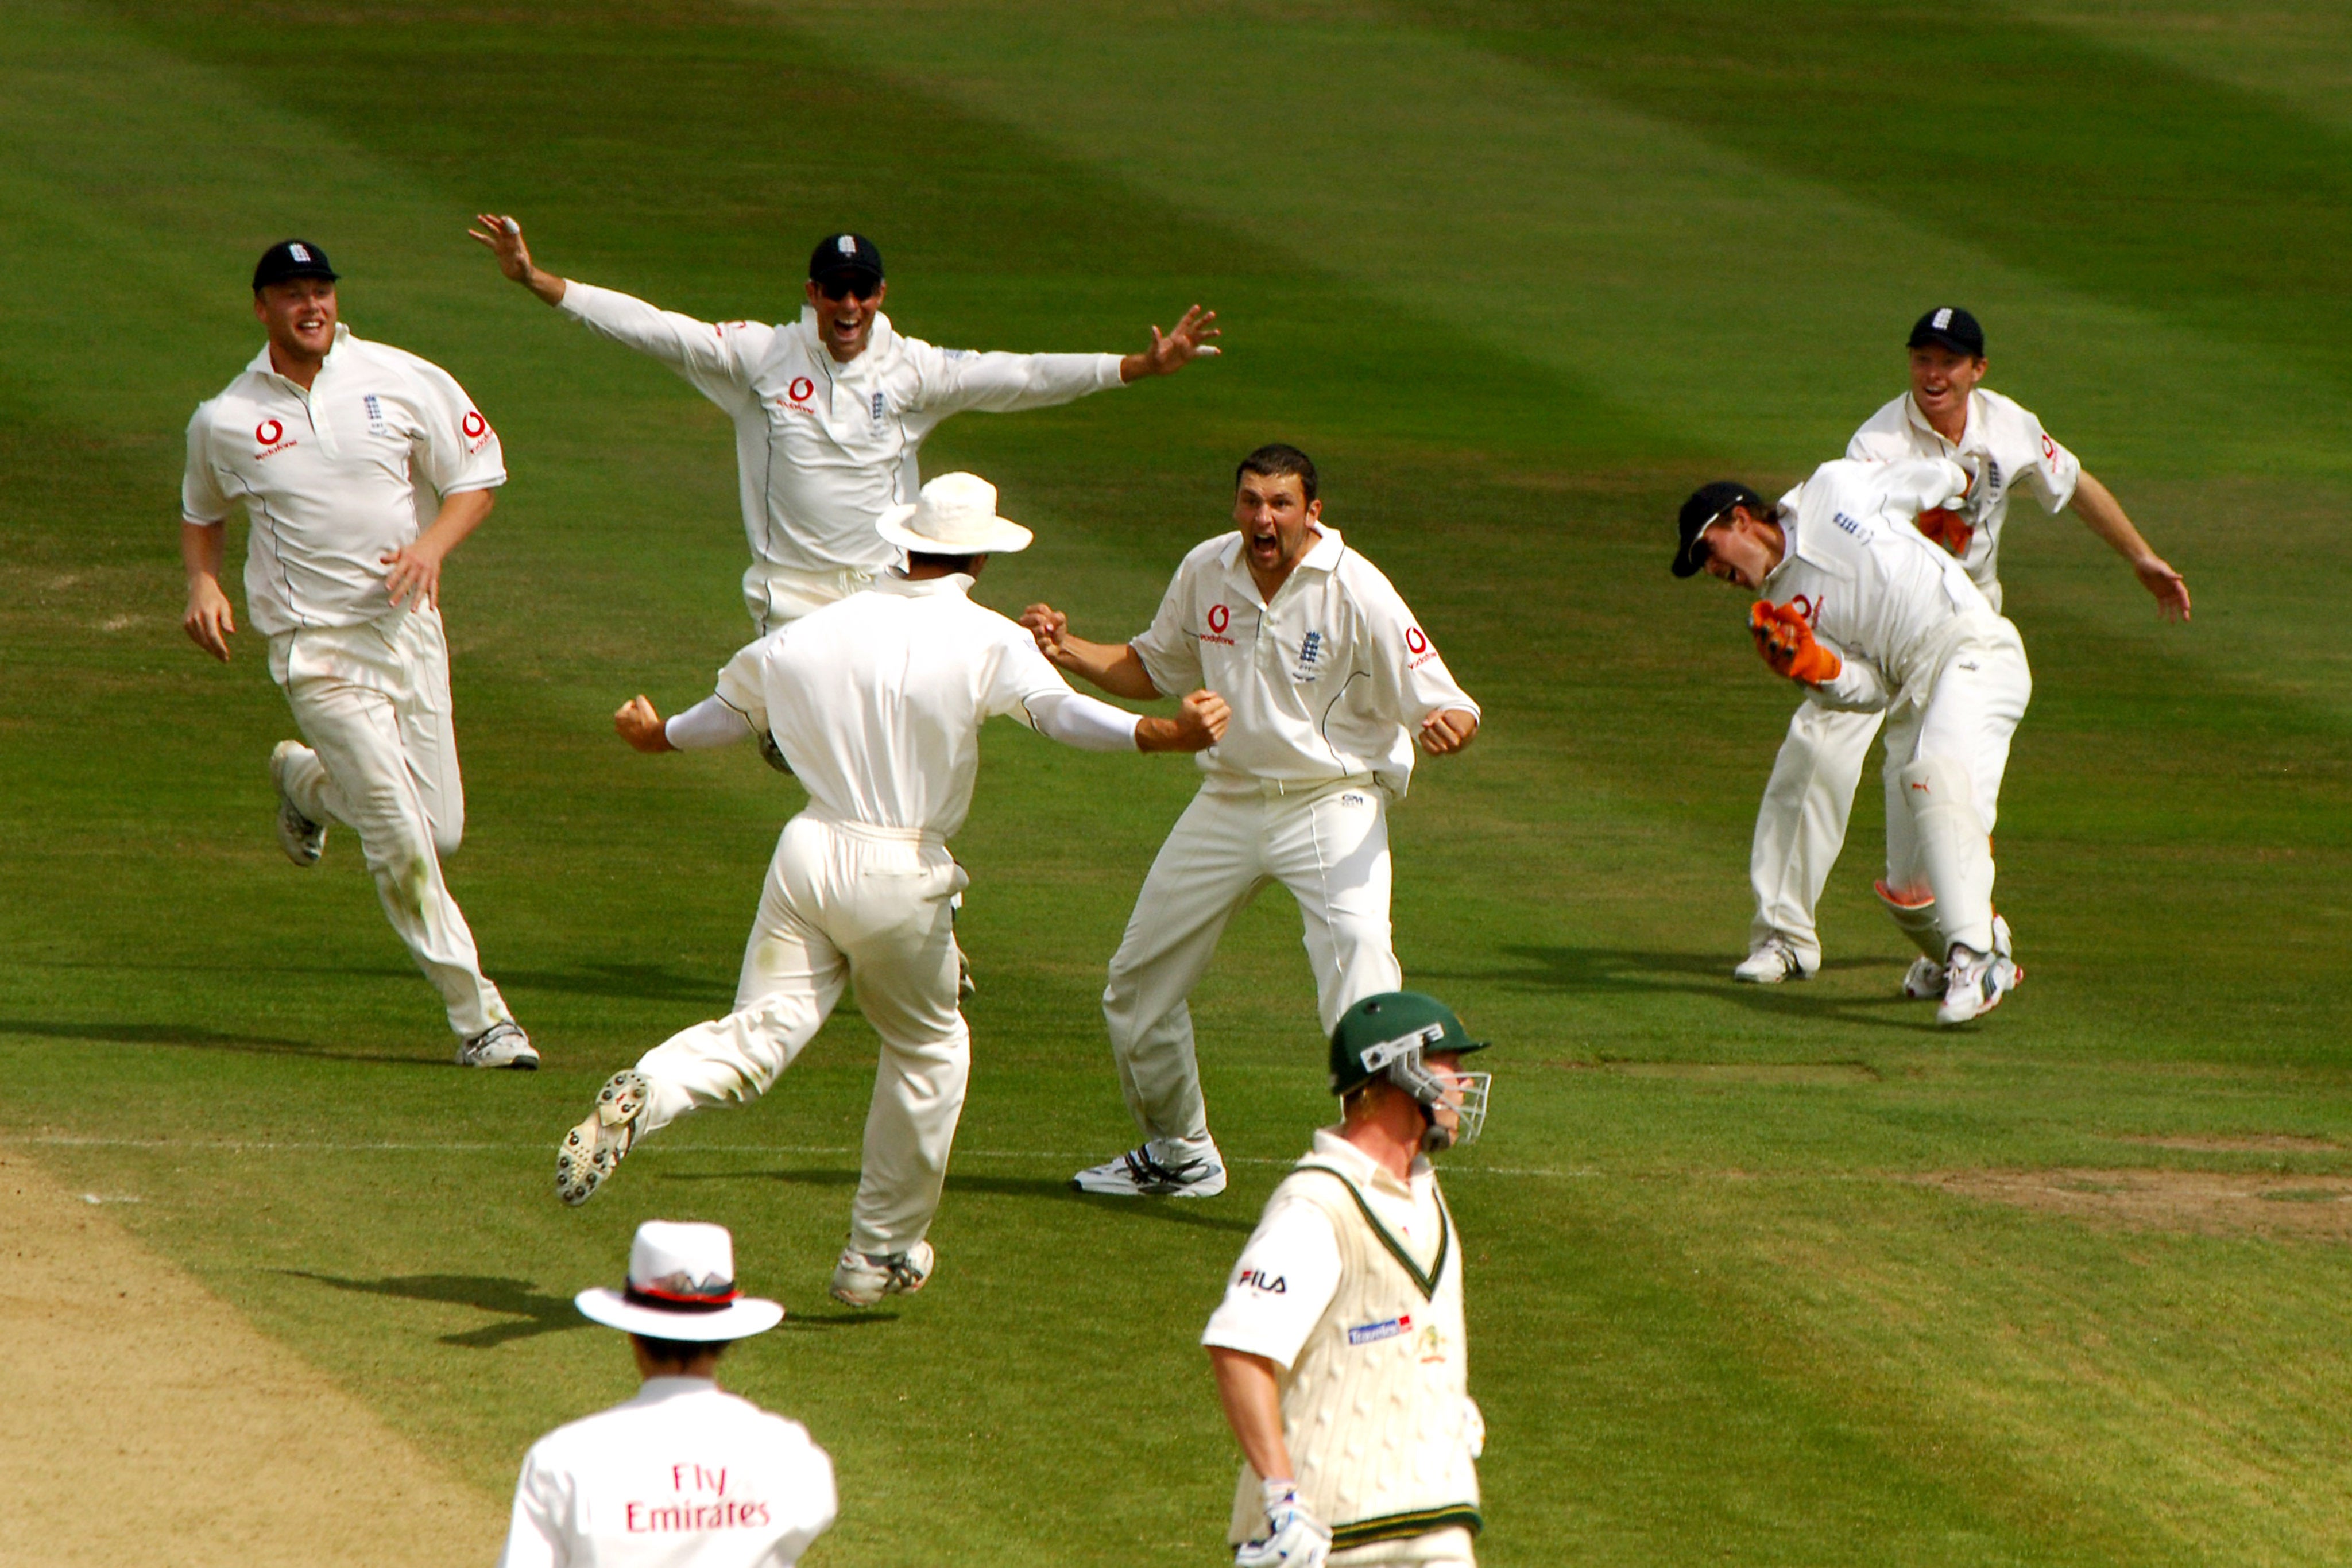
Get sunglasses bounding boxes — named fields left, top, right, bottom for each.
left=813, top=276, right=880, bottom=303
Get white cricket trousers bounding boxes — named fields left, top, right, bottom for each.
left=633, top=812, right=972, bottom=1257
left=1748, top=703, right=1885, bottom=968
left=1105, top=780, right=1401, bottom=1149
left=1881, top=630, right=2032, bottom=956
left=268, top=607, right=512, bottom=1040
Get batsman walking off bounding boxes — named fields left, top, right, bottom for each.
left=1024, top=446, right=1481, bottom=1198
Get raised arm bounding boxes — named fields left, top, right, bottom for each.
left=1020, top=603, right=1165, bottom=700
left=470, top=214, right=752, bottom=390
left=469, top=213, right=567, bottom=307
left=1119, top=304, right=1220, bottom=383
left=2070, top=470, right=2190, bottom=622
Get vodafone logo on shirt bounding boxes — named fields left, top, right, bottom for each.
left=253, top=416, right=296, bottom=459
left=461, top=409, right=492, bottom=452
left=1201, top=602, right=1236, bottom=646
left=1405, top=625, right=1439, bottom=669
left=776, top=377, right=818, bottom=419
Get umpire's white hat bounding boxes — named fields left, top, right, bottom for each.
left=575, top=1221, right=784, bottom=1342
left=877, top=471, right=1034, bottom=557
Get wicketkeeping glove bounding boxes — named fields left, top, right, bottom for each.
left=1233, top=1480, right=1332, bottom=1568
left=1748, top=601, right=1842, bottom=686
left=1912, top=505, right=1973, bottom=559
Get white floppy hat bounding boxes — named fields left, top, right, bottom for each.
left=876, top=471, right=1034, bottom=556
left=575, top=1220, right=786, bottom=1342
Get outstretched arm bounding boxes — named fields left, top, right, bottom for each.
left=469, top=214, right=567, bottom=307
left=1119, top=305, right=1220, bottom=383
left=1020, top=603, right=1165, bottom=700
left=2071, top=470, right=2190, bottom=622
left=614, top=695, right=755, bottom=754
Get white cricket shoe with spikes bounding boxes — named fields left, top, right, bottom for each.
left=556, top=1070, right=649, bottom=1205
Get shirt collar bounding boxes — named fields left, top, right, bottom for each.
left=1308, top=1124, right=1429, bottom=1197
left=245, top=322, right=353, bottom=384
left=1902, top=389, right=1978, bottom=452
left=874, top=569, right=974, bottom=599
left=630, top=1375, right=719, bottom=1404
left=1214, top=522, right=1345, bottom=575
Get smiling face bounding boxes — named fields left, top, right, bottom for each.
left=1909, top=344, right=1987, bottom=439
left=1698, top=506, right=1785, bottom=590
left=804, top=275, right=886, bottom=363
left=253, top=277, right=338, bottom=369
left=1233, top=469, right=1322, bottom=590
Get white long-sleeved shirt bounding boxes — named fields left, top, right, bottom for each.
left=1127, top=526, right=1479, bottom=801
left=710, top=572, right=1142, bottom=838
left=1762, top=458, right=2009, bottom=715
left=1846, top=388, right=2081, bottom=611
left=559, top=283, right=1124, bottom=574
left=496, top=1377, right=835, bottom=1568
left=181, top=325, right=505, bottom=636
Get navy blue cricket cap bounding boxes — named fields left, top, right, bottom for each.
left=1908, top=305, right=1984, bottom=358
left=1673, top=480, right=1763, bottom=578
left=808, top=233, right=884, bottom=290
left=253, top=239, right=339, bottom=292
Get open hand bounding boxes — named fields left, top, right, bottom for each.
left=2136, top=555, right=2192, bottom=621
left=467, top=213, right=535, bottom=282
left=1124, top=305, right=1221, bottom=381
left=382, top=537, right=450, bottom=609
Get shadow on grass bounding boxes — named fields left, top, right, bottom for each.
left=1427, top=947, right=1940, bottom=1033
left=496, top=962, right=736, bottom=1005
left=780, top=1310, right=901, bottom=1328
left=663, top=1167, right=862, bottom=1189
left=0, top=1018, right=441, bottom=1066
left=280, top=1271, right=590, bottom=1347
left=662, top=1168, right=1259, bottom=1232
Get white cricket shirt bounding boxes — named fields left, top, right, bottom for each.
left=713, top=572, right=1093, bottom=838
left=182, top=325, right=505, bottom=636
left=497, top=1377, right=836, bottom=1568
left=1763, top=458, right=2006, bottom=715
left=1846, top=388, right=2081, bottom=611
left=559, top=283, right=1124, bottom=574
left=1202, top=1129, right=1446, bottom=1371
left=1127, top=527, right=1479, bottom=801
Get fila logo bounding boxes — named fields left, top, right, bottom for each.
left=788, top=377, right=814, bottom=402
left=288, top=243, right=312, bottom=264
left=1933, top=307, right=1953, bottom=330
left=254, top=418, right=283, bottom=444
left=1237, top=1267, right=1286, bottom=1293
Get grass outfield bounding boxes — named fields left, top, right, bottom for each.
left=4, top=0, right=2350, bottom=1562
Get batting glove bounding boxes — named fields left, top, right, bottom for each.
left=1234, top=1480, right=1332, bottom=1568
left=1748, top=601, right=1843, bottom=686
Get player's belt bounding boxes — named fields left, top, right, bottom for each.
left=1330, top=1504, right=1483, bottom=1550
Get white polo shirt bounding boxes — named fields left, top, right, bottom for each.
left=1763, top=458, right=2005, bottom=714
left=713, top=572, right=1092, bottom=839
left=181, top=325, right=504, bottom=637
left=1202, top=1128, right=1445, bottom=1370
left=1127, top=526, right=1478, bottom=802
left=1846, top=388, right=2081, bottom=611
left=497, top=1377, right=835, bottom=1568
left=559, top=283, right=1124, bottom=575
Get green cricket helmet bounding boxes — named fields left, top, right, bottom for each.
left=1329, top=991, right=1492, bottom=1151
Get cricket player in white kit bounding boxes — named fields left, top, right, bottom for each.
left=1676, top=456, right=2030, bottom=1024
left=470, top=214, right=1218, bottom=636
left=499, top=1220, right=836, bottom=1568
left=1737, top=307, right=2190, bottom=988
left=180, top=240, right=534, bottom=1068
left=1023, top=447, right=1482, bottom=1197
left=1205, top=992, right=1492, bottom=1567
left=555, top=474, right=1228, bottom=1306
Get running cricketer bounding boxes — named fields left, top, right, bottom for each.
left=1675, top=458, right=2028, bottom=1024
left=469, top=214, right=1218, bottom=635
left=556, top=473, right=1229, bottom=1306
left=1205, top=992, right=1492, bottom=1567
left=1736, top=306, right=2189, bottom=989
left=180, top=240, right=534, bottom=1069
left=1022, top=446, right=1481, bottom=1198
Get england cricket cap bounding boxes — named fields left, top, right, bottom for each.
left=1908, top=305, right=1985, bottom=358
left=252, top=239, right=339, bottom=291
left=808, top=231, right=884, bottom=290
left=575, top=1220, right=786, bottom=1342
left=1329, top=991, right=1487, bottom=1098
left=1673, top=480, right=1763, bottom=578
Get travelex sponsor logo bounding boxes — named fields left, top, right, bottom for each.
left=1237, top=1266, right=1287, bottom=1294
left=1201, top=602, right=1236, bottom=646
left=1347, top=1313, right=1412, bottom=1346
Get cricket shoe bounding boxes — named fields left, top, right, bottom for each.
left=556, top=1070, right=649, bottom=1206
left=1733, top=936, right=1813, bottom=985
left=1070, top=1143, right=1228, bottom=1198
left=457, top=1020, right=539, bottom=1070
left=1936, top=943, right=2021, bottom=1027
left=1902, top=958, right=1946, bottom=1000
left=830, top=1240, right=934, bottom=1307
left=268, top=741, right=327, bottom=866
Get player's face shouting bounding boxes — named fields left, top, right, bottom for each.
left=804, top=277, right=887, bottom=363
left=253, top=278, right=338, bottom=362
left=1699, top=513, right=1777, bottom=590
left=1233, top=472, right=1320, bottom=579
left=1909, top=346, right=1987, bottom=429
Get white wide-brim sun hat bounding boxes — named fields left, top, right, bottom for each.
left=876, top=471, right=1034, bottom=556
left=575, top=1219, right=786, bottom=1342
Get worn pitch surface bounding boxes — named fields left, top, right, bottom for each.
left=2, top=2, right=2349, bottom=1563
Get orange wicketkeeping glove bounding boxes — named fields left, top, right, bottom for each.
left=1748, top=601, right=1843, bottom=685
left=1914, top=506, right=1973, bottom=559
